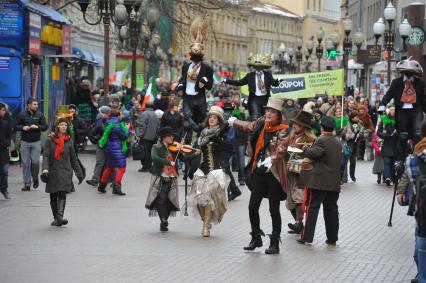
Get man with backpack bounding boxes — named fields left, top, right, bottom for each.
left=397, top=119, right=426, bottom=283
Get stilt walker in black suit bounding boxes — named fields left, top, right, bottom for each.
left=176, top=16, right=213, bottom=138
left=223, top=54, right=280, bottom=120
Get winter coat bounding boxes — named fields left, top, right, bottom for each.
left=161, top=111, right=183, bottom=140
left=380, top=77, right=426, bottom=112
left=300, top=133, right=342, bottom=192
left=377, top=115, right=397, bottom=157
left=104, top=117, right=130, bottom=168
left=42, top=138, right=83, bottom=193
left=138, top=108, right=160, bottom=141
left=0, top=114, right=12, bottom=164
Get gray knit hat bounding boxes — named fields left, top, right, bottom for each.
left=99, top=105, right=111, bottom=115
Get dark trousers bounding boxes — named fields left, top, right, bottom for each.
left=0, top=163, right=9, bottom=193
left=141, top=140, right=154, bottom=170
left=234, top=144, right=246, bottom=183
left=249, top=96, right=268, bottom=121
left=349, top=151, right=357, bottom=179
left=396, top=109, right=424, bottom=161
left=249, top=170, right=284, bottom=234
left=222, top=147, right=240, bottom=195
left=383, top=156, right=395, bottom=181
left=302, top=188, right=339, bottom=243
left=182, top=94, right=207, bottom=124
left=157, top=179, right=171, bottom=221
left=357, top=140, right=365, bottom=160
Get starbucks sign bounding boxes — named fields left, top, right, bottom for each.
left=406, top=26, right=425, bottom=46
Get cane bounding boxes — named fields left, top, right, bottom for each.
left=184, top=160, right=189, bottom=216
left=388, top=161, right=405, bottom=227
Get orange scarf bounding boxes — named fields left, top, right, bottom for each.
left=414, top=137, right=426, bottom=155
left=251, top=122, right=288, bottom=172
left=401, top=80, right=417, bottom=104
left=50, top=133, right=70, bottom=160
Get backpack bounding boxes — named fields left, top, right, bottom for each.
left=414, top=157, right=426, bottom=236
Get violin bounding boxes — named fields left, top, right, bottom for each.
left=167, top=142, right=196, bottom=154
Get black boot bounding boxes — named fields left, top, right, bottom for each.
left=56, top=199, right=68, bottom=226
left=97, top=182, right=107, bottom=193
left=265, top=232, right=281, bottom=254
left=50, top=198, right=60, bottom=226
left=288, top=221, right=304, bottom=234
left=31, top=164, right=40, bottom=189
left=112, top=183, right=126, bottom=196
left=377, top=173, right=382, bottom=184
left=243, top=230, right=265, bottom=251
left=160, top=219, right=169, bottom=232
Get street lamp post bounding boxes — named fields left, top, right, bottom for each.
left=315, top=27, right=325, bottom=71
left=288, top=47, right=294, bottom=73
left=342, top=16, right=353, bottom=93
left=119, top=3, right=160, bottom=92
left=274, top=43, right=289, bottom=74
left=295, top=38, right=303, bottom=73
left=373, top=2, right=412, bottom=86
left=77, top=0, right=142, bottom=103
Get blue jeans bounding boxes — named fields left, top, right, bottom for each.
left=234, top=144, right=246, bottom=183
left=415, top=227, right=426, bottom=282
left=383, top=157, right=394, bottom=181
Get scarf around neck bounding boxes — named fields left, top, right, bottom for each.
left=198, top=125, right=221, bottom=147
left=414, top=137, right=426, bottom=155
left=252, top=121, right=288, bottom=172
left=49, top=133, right=70, bottom=160
left=98, top=122, right=128, bottom=153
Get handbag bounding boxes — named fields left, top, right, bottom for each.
left=132, top=141, right=145, bottom=160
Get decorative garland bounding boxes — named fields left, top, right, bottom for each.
left=98, top=122, right=128, bottom=153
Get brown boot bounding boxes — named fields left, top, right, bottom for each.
left=202, top=205, right=212, bottom=237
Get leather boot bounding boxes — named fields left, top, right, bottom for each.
left=97, top=182, right=107, bottom=193
left=243, top=230, right=265, bottom=251
left=202, top=205, right=212, bottom=237
left=50, top=198, right=60, bottom=226
left=56, top=199, right=68, bottom=226
left=265, top=232, right=281, bottom=254
left=31, top=164, right=40, bottom=189
left=112, top=183, right=126, bottom=196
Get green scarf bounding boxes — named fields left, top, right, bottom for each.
left=98, top=122, right=128, bottom=153
left=380, top=114, right=395, bottom=126
left=232, top=108, right=241, bottom=118
left=333, top=115, right=349, bottom=131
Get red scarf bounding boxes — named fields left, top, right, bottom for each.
left=400, top=80, right=417, bottom=104
left=252, top=122, right=288, bottom=172
left=49, top=133, right=70, bottom=160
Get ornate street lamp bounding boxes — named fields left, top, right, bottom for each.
left=295, top=38, right=303, bottom=73
left=315, top=27, right=325, bottom=71
left=77, top=0, right=142, bottom=102
left=373, top=1, right=412, bottom=85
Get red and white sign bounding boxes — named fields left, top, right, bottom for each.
left=62, top=25, right=71, bottom=55
left=28, top=13, right=41, bottom=55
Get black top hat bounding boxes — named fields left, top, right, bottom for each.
left=321, top=116, right=336, bottom=131
left=222, top=102, right=234, bottom=111
left=291, top=111, right=312, bottom=129
left=158, top=126, right=175, bottom=138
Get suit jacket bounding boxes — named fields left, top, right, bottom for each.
left=380, top=77, right=426, bottom=111
left=177, top=62, right=213, bottom=97
left=225, top=71, right=279, bottom=102
left=300, top=133, right=342, bottom=192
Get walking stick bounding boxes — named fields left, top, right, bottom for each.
left=184, top=160, right=189, bottom=216
left=388, top=173, right=398, bottom=227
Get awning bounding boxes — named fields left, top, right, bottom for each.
left=92, top=53, right=104, bottom=67
left=19, top=0, right=71, bottom=25
left=72, top=47, right=97, bottom=66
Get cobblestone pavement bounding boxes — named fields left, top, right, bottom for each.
left=0, top=153, right=418, bottom=283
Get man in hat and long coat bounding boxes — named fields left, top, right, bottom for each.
left=286, top=111, right=316, bottom=234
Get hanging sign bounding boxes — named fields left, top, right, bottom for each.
left=28, top=13, right=41, bottom=55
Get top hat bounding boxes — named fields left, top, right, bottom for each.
left=158, top=126, right=175, bottom=138
left=291, top=110, right=313, bottom=129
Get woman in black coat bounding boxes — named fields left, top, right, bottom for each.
left=377, top=106, right=397, bottom=186
left=41, top=118, right=84, bottom=227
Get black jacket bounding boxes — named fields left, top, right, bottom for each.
left=161, top=111, right=183, bottom=139
left=15, top=110, right=48, bottom=142
left=0, top=114, right=12, bottom=164
left=377, top=118, right=397, bottom=157
left=380, top=77, right=426, bottom=111
left=225, top=71, right=279, bottom=101
left=177, top=62, right=213, bottom=97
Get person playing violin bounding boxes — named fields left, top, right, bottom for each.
left=145, top=126, right=200, bottom=232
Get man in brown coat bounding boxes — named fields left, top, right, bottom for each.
left=297, top=116, right=342, bottom=245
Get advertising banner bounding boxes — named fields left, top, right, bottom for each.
left=62, top=25, right=71, bottom=55
left=29, top=13, right=41, bottom=55
left=0, top=0, right=24, bottom=47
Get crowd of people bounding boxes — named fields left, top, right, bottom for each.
left=0, top=17, right=425, bottom=282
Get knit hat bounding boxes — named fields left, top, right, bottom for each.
left=99, top=106, right=111, bottom=115
left=208, top=105, right=224, bottom=122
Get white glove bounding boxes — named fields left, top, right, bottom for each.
left=377, top=105, right=386, bottom=113
left=228, top=116, right=237, bottom=127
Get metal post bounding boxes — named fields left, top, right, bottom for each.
left=103, top=19, right=110, bottom=105
left=387, top=56, right=392, bottom=86
left=131, top=46, right=137, bottom=92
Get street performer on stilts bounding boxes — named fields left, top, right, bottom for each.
left=378, top=57, right=426, bottom=162
left=187, top=106, right=230, bottom=238
left=286, top=111, right=316, bottom=235
left=176, top=16, right=213, bottom=139
left=228, top=97, right=289, bottom=254
left=145, top=126, right=200, bottom=232
left=223, top=54, right=281, bottom=120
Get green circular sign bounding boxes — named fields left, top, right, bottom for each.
left=407, top=26, right=425, bottom=46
